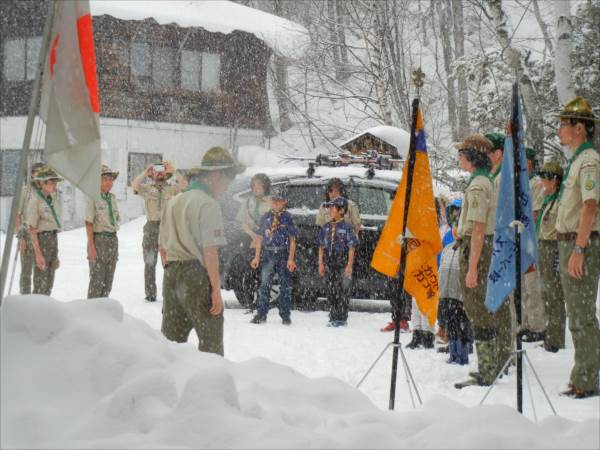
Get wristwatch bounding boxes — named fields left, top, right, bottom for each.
left=573, top=245, right=586, bottom=255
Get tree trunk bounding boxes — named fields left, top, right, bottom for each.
left=554, top=0, right=575, bottom=105
left=272, top=0, right=292, bottom=132
left=451, top=0, right=470, bottom=137
left=532, top=0, right=554, bottom=59
left=437, top=1, right=458, bottom=141
left=335, top=0, right=349, bottom=81
left=487, top=0, right=545, bottom=169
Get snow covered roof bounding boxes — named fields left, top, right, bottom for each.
left=89, top=0, right=309, bottom=59
left=339, top=126, right=411, bottom=158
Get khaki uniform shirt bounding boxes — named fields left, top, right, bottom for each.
left=159, top=188, right=226, bottom=266
left=316, top=198, right=361, bottom=227
left=85, top=193, right=120, bottom=233
left=457, top=174, right=494, bottom=238
left=530, top=175, right=544, bottom=212
left=25, top=190, right=61, bottom=232
left=537, top=196, right=559, bottom=241
left=556, top=147, right=600, bottom=233
left=136, top=183, right=181, bottom=221
left=236, top=195, right=271, bottom=232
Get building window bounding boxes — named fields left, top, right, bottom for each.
left=0, top=151, right=43, bottom=196
left=127, top=152, right=163, bottom=186
left=130, top=42, right=175, bottom=90
left=201, top=52, right=220, bottom=91
left=180, top=50, right=220, bottom=92
left=2, top=37, right=41, bottom=82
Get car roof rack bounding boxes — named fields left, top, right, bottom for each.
left=280, top=150, right=403, bottom=179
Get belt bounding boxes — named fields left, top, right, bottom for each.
left=556, top=231, right=599, bottom=241
left=38, top=230, right=57, bottom=235
left=94, top=231, right=117, bottom=237
left=164, top=259, right=204, bottom=270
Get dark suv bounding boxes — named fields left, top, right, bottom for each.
left=219, top=167, right=401, bottom=310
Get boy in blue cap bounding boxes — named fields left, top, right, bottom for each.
left=317, top=197, right=358, bottom=327
left=250, top=187, right=298, bottom=325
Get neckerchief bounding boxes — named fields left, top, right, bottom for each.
left=157, top=184, right=163, bottom=211
left=468, top=168, right=491, bottom=187
left=101, top=192, right=116, bottom=227
left=35, top=188, right=61, bottom=228
left=252, top=195, right=263, bottom=225
left=558, top=140, right=594, bottom=200
left=535, top=192, right=557, bottom=234
left=492, top=164, right=502, bottom=180
left=184, top=181, right=212, bottom=196
left=329, top=218, right=343, bottom=253
left=270, top=210, right=283, bottom=235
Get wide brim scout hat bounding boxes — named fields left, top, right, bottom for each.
left=525, top=147, right=536, bottom=161
left=33, top=165, right=63, bottom=182
left=484, top=132, right=505, bottom=151
left=553, top=96, right=599, bottom=122
left=189, top=147, right=245, bottom=176
left=454, top=134, right=493, bottom=154
left=539, top=160, right=564, bottom=179
left=101, top=164, right=119, bottom=180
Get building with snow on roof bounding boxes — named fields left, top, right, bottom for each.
left=0, top=0, right=308, bottom=230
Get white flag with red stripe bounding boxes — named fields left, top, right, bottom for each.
left=40, top=0, right=101, bottom=199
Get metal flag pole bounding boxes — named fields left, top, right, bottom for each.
left=0, top=0, right=56, bottom=303
left=388, top=68, right=425, bottom=410
left=510, top=82, right=525, bottom=414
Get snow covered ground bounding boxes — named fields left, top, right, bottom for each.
left=1, top=218, right=599, bottom=448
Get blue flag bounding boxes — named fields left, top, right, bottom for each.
left=485, top=86, right=538, bottom=313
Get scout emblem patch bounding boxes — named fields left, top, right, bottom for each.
left=584, top=173, right=596, bottom=191
left=471, top=193, right=479, bottom=208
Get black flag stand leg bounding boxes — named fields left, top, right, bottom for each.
left=479, top=349, right=557, bottom=416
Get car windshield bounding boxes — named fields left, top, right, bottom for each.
left=285, top=183, right=393, bottom=216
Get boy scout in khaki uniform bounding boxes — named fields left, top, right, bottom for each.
left=86, top=165, right=120, bottom=299
left=484, top=132, right=515, bottom=373
left=453, top=135, right=511, bottom=389
left=519, top=147, right=547, bottom=342
left=132, top=161, right=187, bottom=302
left=15, top=162, right=45, bottom=294
left=554, top=96, right=600, bottom=399
left=535, top=161, right=565, bottom=353
left=25, top=166, right=63, bottom=296
left=159, top=147, right=244, bottom=356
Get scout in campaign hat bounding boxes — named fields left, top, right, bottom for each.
left=33, top=165, right=63, bottom=182
left=101, top=164, right=119, bottom=180
left=454, top=134, right=494, bottom=154
left=189, top=147, right=245, bottom=176
left=554, top=96, right=599, bottom=122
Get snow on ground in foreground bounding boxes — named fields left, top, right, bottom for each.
left=2, top=295, right=598, bottom=449
left=1, top=218, right=599, bottom=448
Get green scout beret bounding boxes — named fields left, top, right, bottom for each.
left=485, top=132, right=505, bottom=151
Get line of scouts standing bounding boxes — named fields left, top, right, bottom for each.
left=12, top=95, right=599, bottom=400
left=452, top=96, right=599, bottom=398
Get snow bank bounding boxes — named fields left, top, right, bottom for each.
left=2, top=295, right=597, bottom=449
left=90, top=0, right=309, bottom=59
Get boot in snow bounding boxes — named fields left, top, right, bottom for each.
left=421, top=331, right=435, bottom=349
left=405, top=330, right=423, bottom=349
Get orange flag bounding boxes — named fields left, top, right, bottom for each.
left=371, top=105, right=442, bottom=326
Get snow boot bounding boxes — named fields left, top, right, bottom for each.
left=422, top=331, right=435, bottom=349
left=405, top=330, right=423, bottom=349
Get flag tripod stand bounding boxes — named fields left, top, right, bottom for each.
left=480, top=348, right=557, bottom=417
left=355, top=336, right=423, bottom=409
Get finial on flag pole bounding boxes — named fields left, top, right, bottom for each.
left=412, top=67, right=425, bottom=98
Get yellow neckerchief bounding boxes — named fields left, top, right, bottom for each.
left=270, top=209, right=283, bottom=234
left=329, top=218, right=343, bottom=252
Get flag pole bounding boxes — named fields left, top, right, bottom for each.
left=0, top=0, right=56, bottom=303
left=511, top=82, right=524, bottom=414
left=389, top=68, right=424, bottom=410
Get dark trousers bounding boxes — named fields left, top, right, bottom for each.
left=325, top=254, right=350, bottom=322
left=444, top=298, right=472, bottom=342
left=256, top=249, right=291, bottom=320
left=142, top=220, right=160, bottom=299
